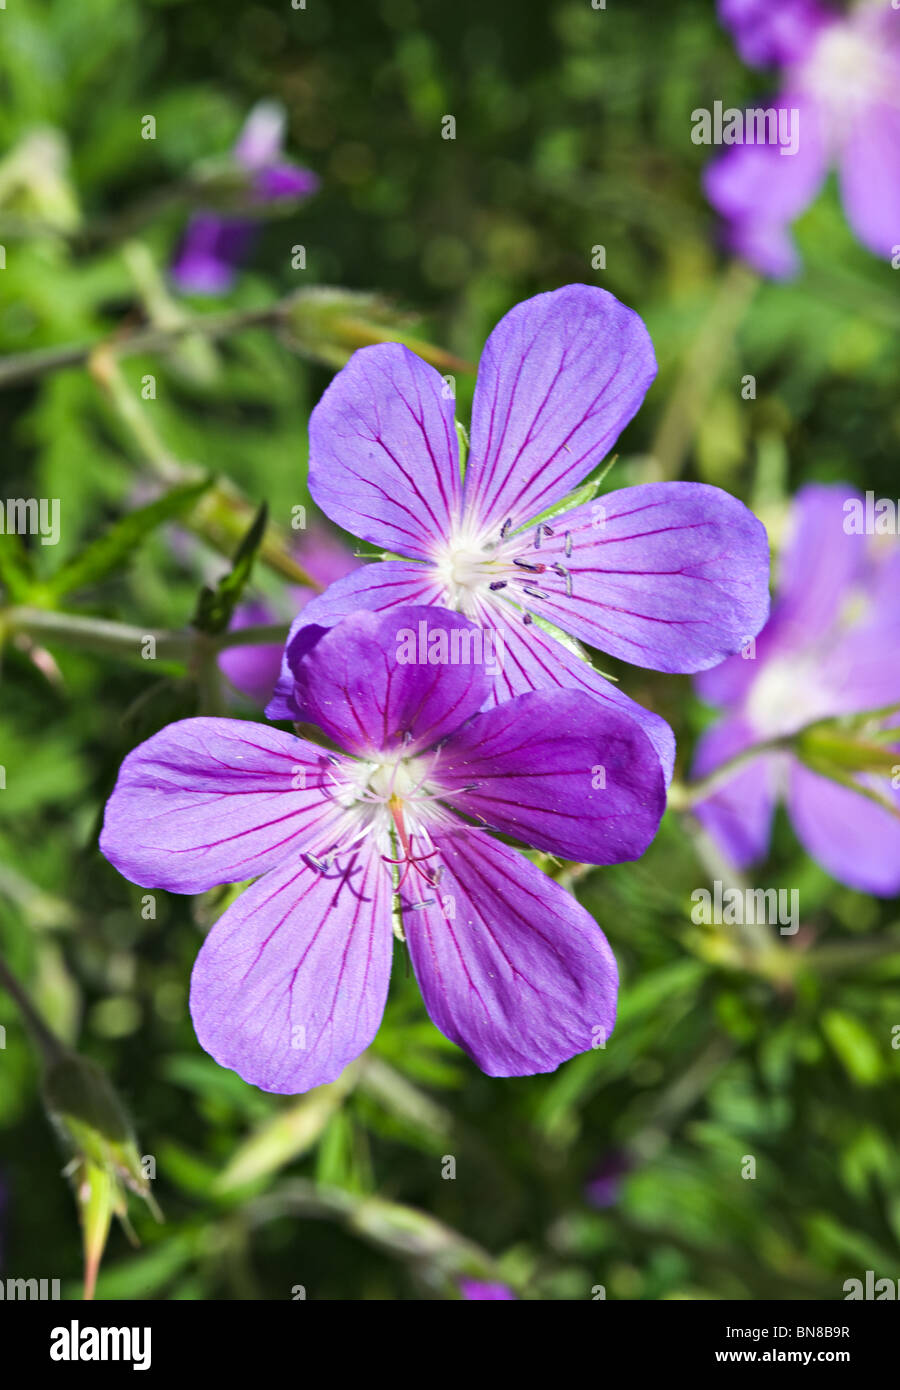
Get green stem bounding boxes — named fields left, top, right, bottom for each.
left=0, top=954, right=67, bottom=1067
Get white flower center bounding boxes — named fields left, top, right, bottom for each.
left=431, top=517, right=576, bottom=620
left=800, top=17, right=898, bottom=120
left=746, top=654, right=836, bottom=740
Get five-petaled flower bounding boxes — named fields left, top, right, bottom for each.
left=172, top=100, right=318, bottom=295
left=268, top=284, right=771, bottom=786
left=100, top=607, right=666, bottom=1093
left=706, top=0, right=900, bottom=277
left=692, top=484, right=900, bottom=895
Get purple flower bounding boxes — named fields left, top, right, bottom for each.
left=219, top=527, right=359, bottom=706
left=459, top=1280, right=516, bottom=1300
left=692, top=484, right=900, bottom=895
left=99, top=606, right=666, bottom=1092
left=267, top=285, right=771, bottom=786
left=172, top=101, right=318, bottom=295
left=707, top=1, right=900, bottom=276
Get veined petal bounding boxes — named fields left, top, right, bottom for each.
left=436, top=689, right=665, bottom=864
left=463, top=285, right=657, bottom=533
left=522, top=482, right=770, bottom=673
left=482, top=598, right=676, bottom=785
left=282, top=607, right=490, bottom=757
left=99, top=718, right=340, bottom=893
left=403, top=827, right=617, bottom=1077
left=190, top=844, right=393, bottom=1093
left=308, top=344, right=462, bottom=560
left=267, top=562, right=447, bottom=722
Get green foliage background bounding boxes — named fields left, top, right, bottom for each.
left=1, top=0, right=899, bottom=1300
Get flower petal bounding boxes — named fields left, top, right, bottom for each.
left=436, top=688, right=665, bottom=864
left=308, top=345, right=462, bottom=560
left=267, top=562, right=447, bottom=721
left=283, top=607, right=490, bottom=757
left=521, top=482, right=770, bottom=673
left=190, top=844, right=393, bottom=1093
left=99, top=718, right=340, bottom=892
left=691, top=716, right=779, bottom=868
left=403, top=827, right=617, bottom=1076
left=463, top=285, right=657, bottom=533
left=482, top=597, right=676, bottom=784
left=836, top=15, right=900, bottom=261
left=787, top=761, right=900, bottom=896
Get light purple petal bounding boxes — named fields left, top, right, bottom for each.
left=308, top=345, right=462, bottom=561
left=253, top=162, right=319, bottom=203
left=838, top=83, right=900, bottom=263
left=723, top=217, right=801, bottom=280
left=691, top=716, right=779, bottom=868
left=99, top=718, right=341, bottom=892
left=787, top=761, right=900, bottom=896
left=463, top=285, right=657, bottom=534
left=522, top=482, right=770, bottom=673
left=819, top=548, right=900, bottom=714
left=219, top=599, right=286, bottom=706
left=459, top=1281, right=516, bottom=1300
left=267, top=562, right=447, bottom=721
left=190, top=843, right=393, bottom=1093
left=403, top=827, right=618, bottom=1077
left=284, top=607, right=490, bottom=757
left=435, top=688, right=665, bottom=864
left=234, top=101, right=286, bottom=168
left=482, top=598, right=676, bottom=785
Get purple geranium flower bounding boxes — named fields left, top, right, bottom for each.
left=707, top=0, right=900, bottom=277
left=99, top=607, right=666, bottom=1092
left=585, top=1148, right=632, bottom=1209
left=172, top=101, right=318, bottom=295
left=692, top=484, right=900, bottom=895
left=267, top=285, right=771, bottom=785
left=219, top=526, right=359, bottom=706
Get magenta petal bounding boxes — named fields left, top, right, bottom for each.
left=786, top=761, right=900, bottom=897
left=436, top=688, right=665, bottom=864
left=99, top=718, right=341, bottom=892
left=691, top=717, right=779, bottom=868
left=190, top=845, right=393, bottom=1093
left=404, top=827, right=617, bottom=1077
left=463, top=285, right=657, bottom=533
left=308, top=345, right=462, bottom=561
left=267, top=562, right=447, bottom=722
left=527, top=482, right=770, bottom=673
left=284, top=607, right=490, bottom=756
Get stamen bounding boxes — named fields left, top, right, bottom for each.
left=523, top=585, right=549, bottom=600
left=489, top=579, right=508, bottom=591
left=513, top=558, right=546, bottom=573
left=523, top=612, right=534, bottom=626
left=534, top=523, right=554, bottom=548
left=500, top=518, right=512, bottom=539
left=565, top=531, right=573, bottom=558
left=551, top=562, right=573, bottom=597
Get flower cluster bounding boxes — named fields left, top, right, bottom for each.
left=101, top=285, right=772, bottom=1093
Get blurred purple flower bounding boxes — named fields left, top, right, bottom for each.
left=707, top=0, right=900, bottom=276
left=218, top=527, right=359, bottom=707
left=459, top=1279, right=516, bottom=1300
left=266, top=285, right=771, bottom=787
left=172, top=101, right=318, bottom=295
left=100, top=606, right=667, bottom=1092
left=585, top=1149, right=632, bottom=1209
left=692, top=484, right=900, bottom=895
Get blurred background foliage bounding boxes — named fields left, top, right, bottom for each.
left=1, top=0, right=900, bottom=1300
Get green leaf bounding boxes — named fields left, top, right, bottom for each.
left=0, top=530, right=35, bottom=603
left=36, top=478, right=213, bottom=603
left=191, top=500, right=268, bottom=635
left=821, top=1010, right=885, bottom=1087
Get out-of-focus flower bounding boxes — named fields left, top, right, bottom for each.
left=692, top=485, right=900, bottom=895
left=172, top=101, right=318, bottom=295
left=218, top=526, right=359, bottom=706
left=267, top=285, right=772, bottom=788
left=0, top=128, right=81, bottom=232
left=459, top=1279, right=516, bottom=1299
left=585, top=1148, right=632, bottom=1208
left=707, top=0, right=900, bottom=276
left=100, top=606, right=667, bottom=1093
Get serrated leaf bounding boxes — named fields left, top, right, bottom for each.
left=191, top=500, right=268, bottom=635
left=37, top=478, right=213, bottom=603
